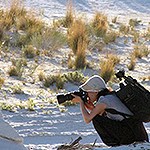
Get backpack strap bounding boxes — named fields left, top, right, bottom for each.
left=105, top=108, right=132, bottom=119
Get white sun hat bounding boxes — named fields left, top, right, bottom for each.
left=79, top=75, right=106, bottom=92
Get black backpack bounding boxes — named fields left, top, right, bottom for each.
left=110, top=70, right=150, bottom=123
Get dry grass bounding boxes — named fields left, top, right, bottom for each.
left=107, top=54, right=120, bottom=65
left=128, top=55, right=136, bottom=70
left=132, top=44, right=150, bottom=59
left=31, top=27, right=67, bottom=51
left=129, top=18, right=141, bottom=28
left=91, top=12, right=108, bottom=37
left=119, top=24, right=130, bottom=35
left=68, top=18, right=88, bottom=55
left=74, top=40, right=87, bottom=69
left=8, top=59, right=25, bottom=77
left=0, top=76, right=4, bottom=89
left=100, top=60, right=114, bottom=83
left=100, top=54, right=119, bottom=82
left=112, top=16, right=117, bottom=23
left=0, top=0, right=45, bottom=47
left=103, top=30, right=118, bottom=44
left=22, top=45, right=38, bottom=58
left=43, top=74, right=65, bottom=89
left=132, top=31, right=140, bottom=43
left=62, top=0, right=74, bottom=28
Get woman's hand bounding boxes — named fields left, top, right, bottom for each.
left=71, top=94, right=82, bottom=103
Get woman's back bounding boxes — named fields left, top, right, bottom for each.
left=97, top=93, right=133, bottom=121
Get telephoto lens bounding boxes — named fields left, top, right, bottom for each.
left=56, top=89, right=88, bottom=104
left=56, top=93, right=75, bottom=104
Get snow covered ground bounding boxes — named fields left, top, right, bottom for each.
left=0, top=0, right=150, bottom=150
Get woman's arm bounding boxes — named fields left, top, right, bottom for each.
left=72, top=94, right=106, bottom=124
left=80, top=101, right=106, bottom=123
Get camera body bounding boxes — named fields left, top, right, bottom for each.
left=57, top=88, right=88, bottom=104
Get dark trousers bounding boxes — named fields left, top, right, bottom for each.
left=92, top=115, right=149, bottom=146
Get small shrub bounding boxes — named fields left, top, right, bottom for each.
left=8, top=66, right=18, bottom=76
left=0, top=102, right=15, bottom=112
left=132, top=31, right=140, bottom=43
left=38, top=71, right=45, bottom=81
left=132, top=44, right=149, bottom=59
left=43, top=74, right=65, bottom=89
left=26, top=98, right=35, bottom=111
left=141, top=45, right=150, bottom=57
left=88, top=37, right=105, bottom=51
left=11, top=84, right=24, bottom=94
left=31, top=27, right=66, bottom=51
left=8, top=59, right=25, bottom=77
left=22, top=45, right=37, bottom=58
left=112, top=16, right=117, bottom=23
left=119, top=24, right=130, bottom=35
left=64, top=71, right=85, bottom=85
left=129, top=19, right=141, bottom=28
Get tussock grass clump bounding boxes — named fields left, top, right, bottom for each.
left=145, top=27, right=150, bottom=40
left=132, top=44, right=150, bottom=59
left=103, top=31, right=118, bottom=44
left=91, top=12, right=108, bottom=37
left=0, top=0, right=27, bottom=30
left=38, top=71, right=45, bottom=81
left=127, top=55, right=136, bottom=71
left=74, top=41, right=87, bottom=69
left=8, top=66, right=19, bottom=76
left=0, top=76, right=4, bottom=89
left=100, top=54, right=119, bottom=83
left=107, top=54, right=120, bottom=65
left=0, top=27, right=3, bottom=41
left=68, top=18, right=88, bottom=55
left=100, top=59, right=114, bottom=83
left=132, top=31, right=140, bottom=43
left=132, top=46, right=143, bottom=59
left=0, top=0, right=45, bottom=47
left=62, top=0, right=74, bottom=28
left=67, top=18, right=88, bottom=69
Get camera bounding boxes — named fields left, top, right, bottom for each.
left=115, top=70, right=125, bottom=80
left=57, top=88, right=88, bottom=104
